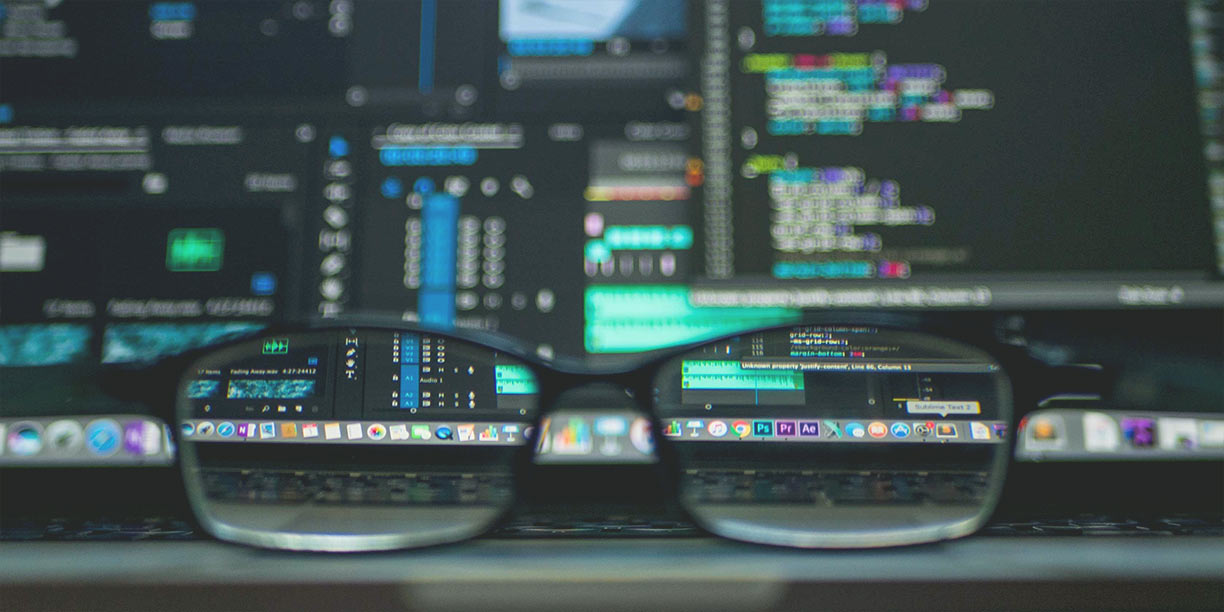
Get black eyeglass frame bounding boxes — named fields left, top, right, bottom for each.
left=105, top=312, right=1058, bottom=552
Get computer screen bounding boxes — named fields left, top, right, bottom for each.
left=1, top=0, right=1221, bottom=406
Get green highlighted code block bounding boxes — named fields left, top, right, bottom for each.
left=166, top=228, right=224, bottom=272
left=584, top=285, right=799, bottom=353
left=681, top=360, right=804, bottom=390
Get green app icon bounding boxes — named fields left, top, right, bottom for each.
left=166, top=228, right=224, bottom=272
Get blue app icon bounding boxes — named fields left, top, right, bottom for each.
left=413, top=177, right=436, bottom=194
left=381, top=177, right=404, bottom=199
left=594, top=416, right=627, bottom=436
left=180, top=423, right=196, bottom=437
left=845, top=422, right=866, bottom=438
left=250, top=272, right=277, bottom=295
left=328, top=135, right=349, bottom=158
left=435, top=426, right=453, bottom=440
left=217, top=422, right=236, bottom=438
left=752, top=420, right=774, bottom=437
left=85, top=419, right=121, bottom=456
left=890, top=422, right=911, bottom=438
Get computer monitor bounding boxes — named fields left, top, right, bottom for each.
left=1, top=1, right=1221, bottom=465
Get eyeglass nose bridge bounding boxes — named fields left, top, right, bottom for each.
left=545, top=382, right=640, bottom=411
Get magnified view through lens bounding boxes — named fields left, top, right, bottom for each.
left=655, top=325, right=1011, bottom=548
left=175, top=329, right=538, bottom=551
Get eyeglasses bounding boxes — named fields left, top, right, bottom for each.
left=168, top=321, right=1016, bottom=551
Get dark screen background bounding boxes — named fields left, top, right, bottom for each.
left=721, top=0, right=1212, bottom=276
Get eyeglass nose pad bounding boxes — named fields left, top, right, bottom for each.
left=532, top=383, right=658, bottom=464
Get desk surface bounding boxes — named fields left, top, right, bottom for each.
left=2, top=537, right=1221, bottom=611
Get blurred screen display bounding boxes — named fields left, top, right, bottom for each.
left=2, top=1, right=1220, bottom=452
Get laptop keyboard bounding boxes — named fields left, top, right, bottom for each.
left=681, top=469, right=990, bottom=505
left=3, top=470, right=1219, bottom=541
left=4, top=513, right=1221, bottom=541
left=0, top=517, right=198, bottom=542
left=192, top=468, right=990, bottom=507
left=200, top=469, right=513, bottom=506
left=981, top=515, right=1224, bottom=537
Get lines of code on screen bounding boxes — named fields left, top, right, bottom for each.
left=704, top=0, right=1213, bottom=282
